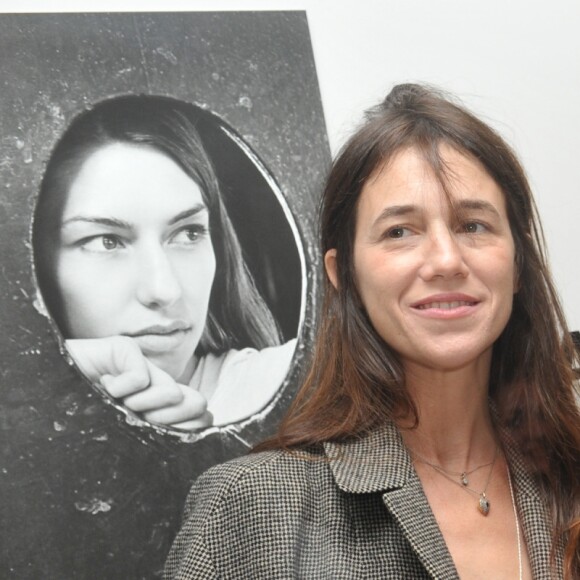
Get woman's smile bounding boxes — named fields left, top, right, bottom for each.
left=410, top=292, right=480, bottom=318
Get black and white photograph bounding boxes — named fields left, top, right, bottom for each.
left=0, top=11, right=328, bottom=578
left=33, top=94, right=300, bottom=429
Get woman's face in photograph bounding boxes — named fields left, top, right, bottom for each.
left=349, top=145, right=517, bottom=374
left=56, top=143, right=216, bottom=383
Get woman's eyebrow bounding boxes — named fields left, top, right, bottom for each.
left=61, top=216, right=130, bottom=229
left=370, top=199, right=501, bottom=229
left=60, top=204, right=209, bottom=230
left=454, top=199, right=501, bottom=217
left=168, top=204, right=208, bottom=226
left=372, top=204, right=416, bottom=228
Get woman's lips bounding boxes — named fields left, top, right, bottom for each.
left=410, top=294, right=480, bottom=319
left=125, top=323, right=192, bottom=354
left=415, top=300, right=475, bottom=310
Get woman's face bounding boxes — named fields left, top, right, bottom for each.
left=56, top=143, right=216, bottom=383
left=340, top=145, right=517, bottom=374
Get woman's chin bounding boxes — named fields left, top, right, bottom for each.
left=145, top=354, right=195, bottom=385
left=401, top=343, right=494, bottom=376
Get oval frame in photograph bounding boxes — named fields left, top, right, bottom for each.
left=31, top=96, right=305, bottom=439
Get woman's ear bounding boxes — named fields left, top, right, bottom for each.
left=324, top=249, right=338, bottom=290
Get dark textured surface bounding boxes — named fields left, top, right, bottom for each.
left=0, top=12, right=329, bottom=579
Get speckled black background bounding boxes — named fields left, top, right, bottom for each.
left=0, top=12, right=329, bottom=579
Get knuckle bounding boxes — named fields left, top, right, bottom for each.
left=187, top=389, right=208, bottom=413
left=111, top=335, right=140, bottom=358
left=167, top=385, right=185, bottom=405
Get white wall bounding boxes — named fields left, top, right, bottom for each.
left=6, top=0, right=580, bottom=329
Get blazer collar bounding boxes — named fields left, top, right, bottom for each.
left=323, top=419, right=548, bottom=501
left=323, top=421, right=413, bottom=494
left=324, top=422, right=460, bottom=578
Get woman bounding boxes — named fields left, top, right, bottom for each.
left=164, top=84, right=579, bottom=578
left=32, top=95, right=296, bottom=429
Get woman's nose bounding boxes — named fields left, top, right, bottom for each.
left=134, top=245, right=182, bottom=308
left=419, top=229, right=469, bottom=281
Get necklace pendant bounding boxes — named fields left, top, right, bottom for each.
left=478, top=494, right=490, bottom=516
left=460, top=472, right=468, bottom=486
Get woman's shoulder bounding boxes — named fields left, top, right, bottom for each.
left=198, top=445, right=323, bottom=493
left=165, top=446, right=333, bottom=578
left=180, top=446, right=325, bottom=520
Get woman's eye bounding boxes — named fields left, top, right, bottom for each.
left=102, top=236, right=119, bottom=250
left=185, top=227, right=200, bottom=242
left=386, top=226, right=411, bottom=239
left=81, top=235, right=123, bottom=252
left=172, top=225, right=208, bottom=244
left=462, top=222, right=486, bottom=234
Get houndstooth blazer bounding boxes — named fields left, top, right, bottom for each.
left=164, top=422, right=562, bottom=579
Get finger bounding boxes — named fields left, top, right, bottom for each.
left=100, top=372, right=150, bottom=399
left=110, top=336, right=150, bottom=379
left=66, top=336, right=150, bottom=385
left=169, top=410, right=214, bottom=431
left=122, top=381, right=185, bottom=413
left=142, top=386, right=208, bottom=424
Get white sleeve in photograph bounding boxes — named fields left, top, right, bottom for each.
left=191, top=339, right=297, bottom=426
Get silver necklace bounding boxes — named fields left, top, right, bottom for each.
left=507, top=467, right=523, bottom=580
left=412, top=446, right=498, bottom=516
left=411, top=449, right=496, bottom=486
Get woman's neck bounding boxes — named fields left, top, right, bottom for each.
left=177, top=354, right=198, bottom=385
left=397, top=357, right=498, bottom=470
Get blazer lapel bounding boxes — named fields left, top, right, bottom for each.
left=501, top=429, right=562, bottom=579
left=381, top=476, right=460, bottom=579
left=324, top=423, right=460, bottom=579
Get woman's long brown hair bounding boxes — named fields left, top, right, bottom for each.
left=256, top=84, right=579, bottom=575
